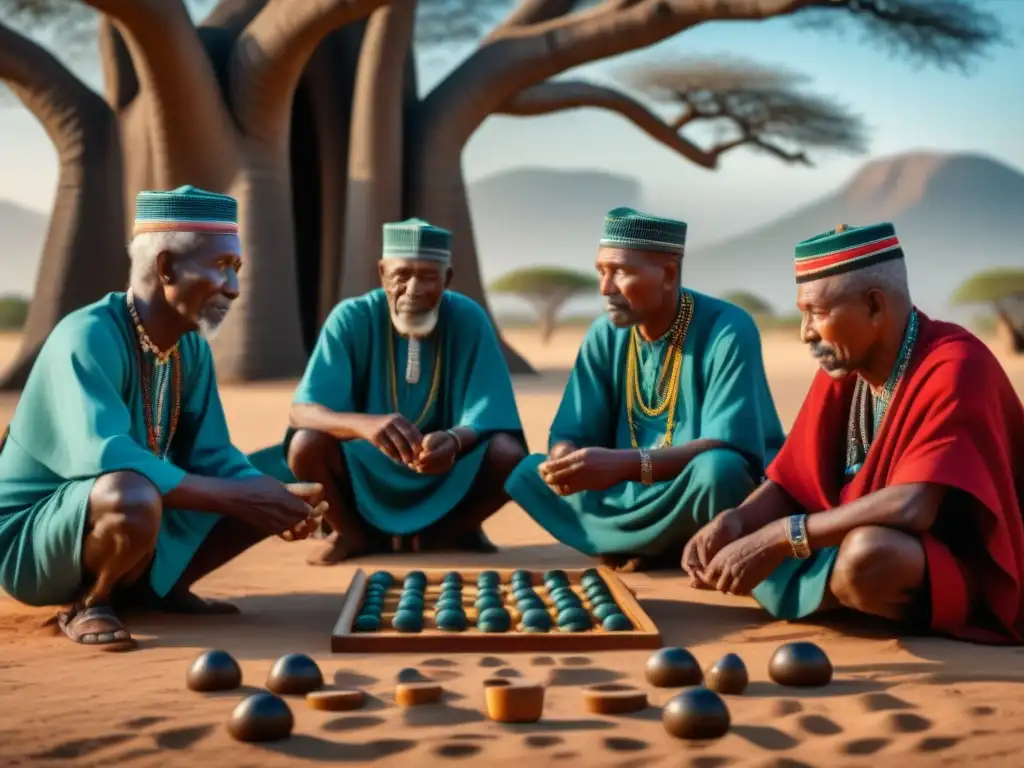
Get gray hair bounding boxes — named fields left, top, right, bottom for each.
left=831, top=258, right=911, bottom=302
left=127, top=230, right=205, bottom=287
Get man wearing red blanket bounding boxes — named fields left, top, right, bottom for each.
left=683, top=222, right=1024, bottom=644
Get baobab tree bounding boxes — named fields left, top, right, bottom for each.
left=0, top=0, right=1004, bottom=389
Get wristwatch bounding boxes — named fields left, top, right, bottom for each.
left=786, top=514, right=812, bottom=559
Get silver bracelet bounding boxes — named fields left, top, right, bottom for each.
left=639, top=449, right=653, bottom=485
left=445, top=428, right=463, bottom=454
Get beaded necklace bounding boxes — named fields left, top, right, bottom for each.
left=386, top=309, right=443, bottom=429
left=126, top=290, right=182, bottom=457
left=844, top=307, right=919, bottom=475
left=625, top=291, right=694, bottom=448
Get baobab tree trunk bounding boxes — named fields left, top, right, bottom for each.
left=339, top=1, right=416, bottom=301
left=405, top=107, right=534, bottom=374
left=0, top=22, right=127, bottom=391
left=90, top=0, right=387, bottom=381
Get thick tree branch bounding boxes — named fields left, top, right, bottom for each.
left=501, top=79, right=821, bottom=168
left=98, top=16, right=137, bottom=109
left=484, top=0, right=580, bottom=42
left=500, top=79, right=719, bottom=168
left=230, top=0, right=390, bottom=144
left=82, top=0, right=237, bottom=167
left=0, top=18, right=111, bottom=160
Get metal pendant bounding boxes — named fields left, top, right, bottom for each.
left=405, top=338, right=421, bottom=384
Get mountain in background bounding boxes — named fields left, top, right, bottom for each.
left=0, top=200, right=47, bottom=297
left=681, top=152, right=1024, bottom=319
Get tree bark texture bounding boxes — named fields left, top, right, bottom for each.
left=85, top=0, right=388, bottom=382
left=0, top=21, right=127, bottom=391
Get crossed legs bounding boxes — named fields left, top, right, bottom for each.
left=288, top=429, right=526, bottom=565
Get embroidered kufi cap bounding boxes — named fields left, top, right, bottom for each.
left=794, top=222, right=904, bottom=283
left=599, top=207, right=687, bottom=256
left=133, top=185, right=238, bottom=237
left=381, top=218, right=452, bottom=262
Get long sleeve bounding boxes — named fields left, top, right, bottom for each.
left=291, top=299, right=365, bottom=413
left=8, top=312, right=186, bottom=494
left=548, top=319, right=616, bottom=450
left=175, top=336, right=261, bottom=479
left=698, top=308, right=784, bottom=472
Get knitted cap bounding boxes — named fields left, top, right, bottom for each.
left=381, top=218, right=451, bottom=262
left=599, top=207, right=687, bottom=255
left=794, top=222, right=904, bottom=283
left=133, top=185, right=238, bottom=236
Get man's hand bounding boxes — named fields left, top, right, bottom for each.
left=538, top=447, right=634, bottom=495
left=682, top=510, right=744, bottom=589
left=699, top=519, right=790, bottom=596
left=548, top=441, right=577, bottom=461
left=366, top=413, right=423, bottom=465
left=412, top=431, right=458, bottom=475
left=232, top=477, right=326, bottom=539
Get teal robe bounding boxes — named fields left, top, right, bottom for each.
left=0, top=292, right=262, bottom=607
left=248, top=289, right=525, bottom=535
left=504, top=291, right=786, bottom=557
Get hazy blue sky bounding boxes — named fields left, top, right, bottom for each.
left=1, top=0, right=1021, bottom=245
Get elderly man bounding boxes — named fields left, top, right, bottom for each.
left=684, top=223, right=1024, bottom=643
left=251, top=218, right=527, bottom=565
left=504, top=207, right=785, bottom=572
left=0, top=186, right=325, bottom=651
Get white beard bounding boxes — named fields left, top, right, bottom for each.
left=197, top=305, right=229, bottom=341
left=391, top=306, right=440, bottom=384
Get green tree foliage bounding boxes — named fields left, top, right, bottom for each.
left=952, top=268, right=1024, bottom=353
left=490, top=266, right=598, bottom=343
left=720, top=290, right=774, bottom=318
left=0, top=295, right=30, bottom=330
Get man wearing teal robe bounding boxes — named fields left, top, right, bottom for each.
left=505, top=207, right=786, bottom=572
left=0, top=186, right=325, bottom=651
left=248, top=218, right=527, bottom=565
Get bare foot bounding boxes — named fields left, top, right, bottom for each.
left=306, top=533, right=360, bottom=566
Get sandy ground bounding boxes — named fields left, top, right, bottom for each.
left=1, top=327, right=1024, bottom=768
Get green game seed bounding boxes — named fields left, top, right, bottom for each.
left=354, top=614, right=381, bottom=631
left=602, top=613, right=632, bottom=631
left=477, top=607, right=511, bottom=632
left=557, top=607, right=591, bottom=627
left=521, top=608, right=553, bottom=631
left=391, top=609, right=423, bottom=633
left=475, top=594, right=504, bottom=611
left=559, top=620, right=591, bottom=633
left=435, top=608, right=468, bottom=631
left=435, top=597, right=464, bottom=612
left=592, top=603, right=620, bottom=621
left=589, top=592, right=616, bottom=608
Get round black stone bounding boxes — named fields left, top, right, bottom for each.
left=227, top=692, right=293, bottom=742
left=186, top=649, right=242, bottom=692
left=662, top=688, right=730, bottom=740
left=767, top=642, right=833, bottom=687
left=265, top=653, right=324, bottom=695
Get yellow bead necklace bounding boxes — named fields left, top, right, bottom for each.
left=625, top=291, right=694, bottom=448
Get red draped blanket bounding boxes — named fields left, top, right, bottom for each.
left=767, top=312, right=1024, bottom=644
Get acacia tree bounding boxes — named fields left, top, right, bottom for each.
left=951, top=269, right=1024, bottom=354
left=490, top=266, right=598, bottom=343
left=720, top=290, right=774, bottom=319
left=0, top=0, right=1003, bottom=389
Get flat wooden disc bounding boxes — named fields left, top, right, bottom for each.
left=306, top=689, right=365, bottom=712
left=395, top=682, right=443, bottom=707
left=583, top=685, right=648, bottom=715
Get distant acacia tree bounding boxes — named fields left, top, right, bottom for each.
left=0, top=0, right=1005, bottom=388
left=490, top=266, right=598, bottom=343
left=720, top=290, right=774, bottom=319
left=951, top=268, right=1024, bottom=353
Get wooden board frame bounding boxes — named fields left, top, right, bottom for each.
left=331, top=566, right=661, bottom=653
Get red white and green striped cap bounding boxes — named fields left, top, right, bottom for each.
left=794, top=222, right=903, bottom=283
